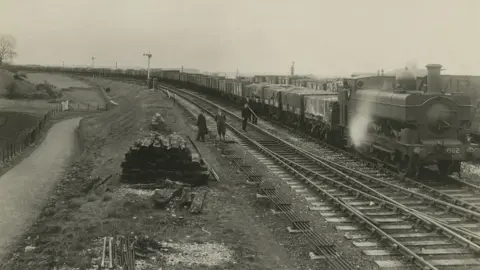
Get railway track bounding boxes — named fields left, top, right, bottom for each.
left=162, top=86, right=358, bottom=270
left=158, top=84, right=480, bottom=269
left=168, top=84, right=480, bottom=214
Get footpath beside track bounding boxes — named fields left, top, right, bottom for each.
left=160, top=84, right=480, bottom=270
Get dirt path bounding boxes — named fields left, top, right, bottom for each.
left=0, top=117, right=82, bottom=261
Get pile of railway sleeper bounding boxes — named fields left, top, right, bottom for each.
left=121, top=132, right=209, bottom=186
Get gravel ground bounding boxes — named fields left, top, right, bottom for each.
left=0, top=79, right=318, bottom=270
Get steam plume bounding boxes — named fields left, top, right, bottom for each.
left=349, top=100, right=373, bottom=148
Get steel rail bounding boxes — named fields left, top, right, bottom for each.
left=163, top=86, right=473, bottom=270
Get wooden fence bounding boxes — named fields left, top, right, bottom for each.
left=66, top=102, right=108, bottom=111
left=0, top=105, right=59, bottom=166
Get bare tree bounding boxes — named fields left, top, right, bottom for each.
left=0, top=35, right=17, bottom=64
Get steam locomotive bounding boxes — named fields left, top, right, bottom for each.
left=339, top=65, right=479, bottom=177
left=10, top=64, right=480, bottom=177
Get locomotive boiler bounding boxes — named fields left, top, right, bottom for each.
left=339, top=64, right=480, bottom=176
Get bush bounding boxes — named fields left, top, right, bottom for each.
left=5, top=82, right=16, bottom=98
left=12, top=72, right=27, bottom=80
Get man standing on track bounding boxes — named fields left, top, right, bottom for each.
left=242, top=103, right=251, bottom=132
left=215, top=108, right=227, bottom=141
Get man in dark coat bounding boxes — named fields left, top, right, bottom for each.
left=196, top=112, right=208, bottom=141
left=242, top=103, right=251, bottom=132
left=214, top=108, right=227, bottom=141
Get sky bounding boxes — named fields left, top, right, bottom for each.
left=1, top=0, right=480, bottom=77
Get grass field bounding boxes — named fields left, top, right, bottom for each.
left=0, top=111, right=40, bottom=149
left=0, top=99, right=58, bottom=115
left=26, top=72, right=106, bottom=110
left=61, top=88, right=106, bottom=110
left=0, top=72, right=104, bottom=153
left=27, top=73, right=90, bottom=89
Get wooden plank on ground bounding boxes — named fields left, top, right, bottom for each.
left=190, top=190, right=207, bottom=214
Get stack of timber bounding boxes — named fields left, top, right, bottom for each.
left=121, top=132, right=210, bottom=186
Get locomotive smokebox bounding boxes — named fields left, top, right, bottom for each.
left=426, top=64, right=443, bottom=93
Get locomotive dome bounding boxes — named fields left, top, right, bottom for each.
left=395, top=67, right=417, bottom=91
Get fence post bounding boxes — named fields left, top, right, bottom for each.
left=88, top=104, right=90, bottom=110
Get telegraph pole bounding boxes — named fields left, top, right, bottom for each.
left=143, top=53, right=152, bottom=79
left=115, top=62, right=118, bottom=69
left=290, top=61, right=295, bottom=76
left=91, top=57, right=96, bottom=68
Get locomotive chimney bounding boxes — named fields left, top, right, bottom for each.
left=426, top=64, right=442, bottom=93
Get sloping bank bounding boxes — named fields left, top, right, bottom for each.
left=0, top=82, right=148, bottom=270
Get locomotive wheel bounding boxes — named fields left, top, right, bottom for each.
left=396, top=157, right=415, bottom=177
left=396, top=162, right=410, bottom=177
left=437, top=162, right=449, bottom=177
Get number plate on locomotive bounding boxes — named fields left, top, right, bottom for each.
left=446, top=148, right=461, bottom=154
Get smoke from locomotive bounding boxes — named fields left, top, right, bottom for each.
left=349, top=99, right=373, bottom=148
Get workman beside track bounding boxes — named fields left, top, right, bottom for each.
left=196, top=112, right=208, bottom=141
left=242, top=103, right=251, bottom=132
left=214, top=108, right=227, bottom=141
